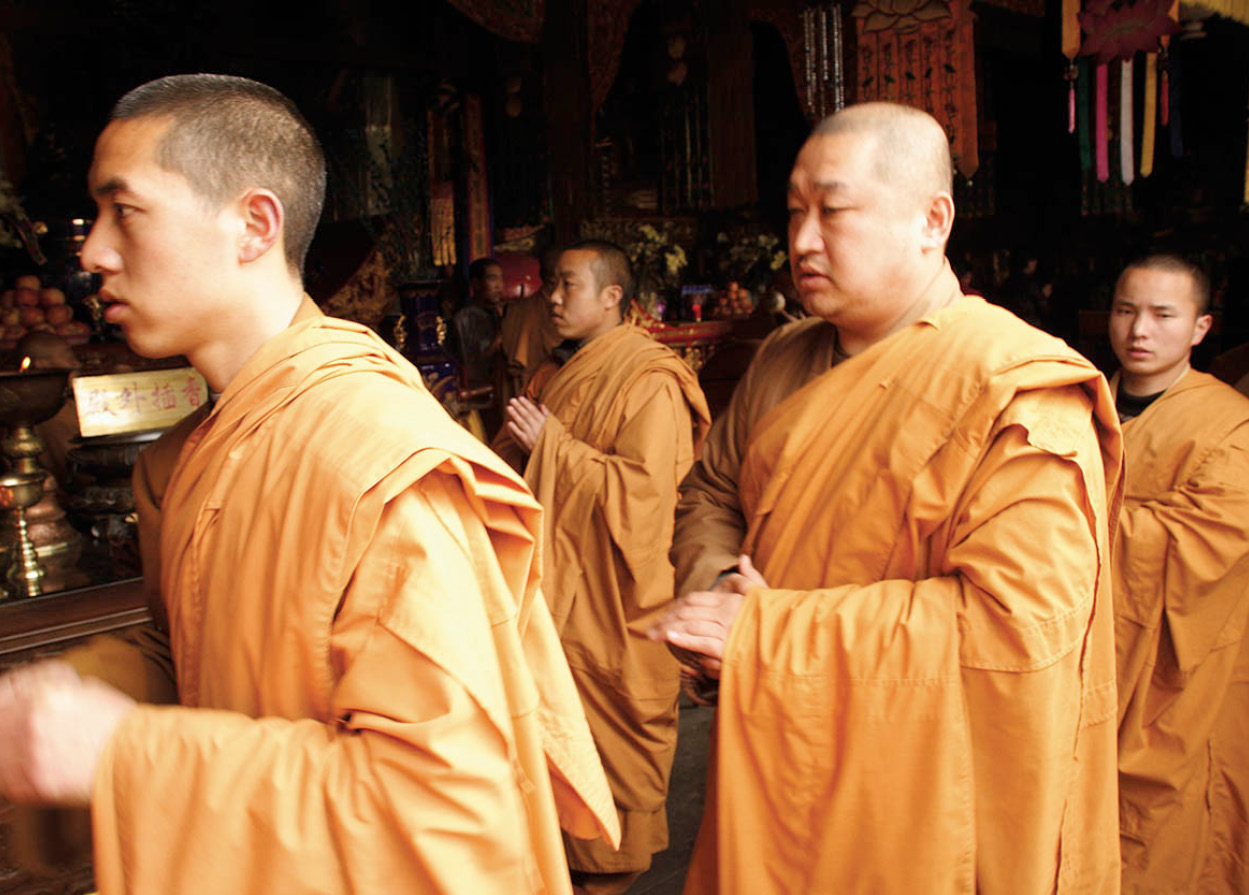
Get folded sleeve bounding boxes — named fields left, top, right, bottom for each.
left=722, top=393, right=1108, bottom=892
left=90, top=480, right=551, bottom=895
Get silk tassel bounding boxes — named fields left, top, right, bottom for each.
left=1120, top=58, right=1134, bottom=185
left=1141, top=53, right=1156, bottom=178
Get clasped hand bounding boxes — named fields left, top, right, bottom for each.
left=648, top=554, right=767, bottom=680
left=505, top=396, right=550, bottom=453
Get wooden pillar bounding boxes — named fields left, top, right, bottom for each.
left=705, top=0, right=757, bottom=208
left=543, top=0, right=593, bottom=242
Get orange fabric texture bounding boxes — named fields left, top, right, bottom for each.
left=495, top=323, right=710, bottom=874
left=88, top=316, right=619, bottom=894
left=672, top=316, right=838, bottom=597
left=1113, top=369, right=1249, bottom=894
left=676, top=281, right=1124, bottom=894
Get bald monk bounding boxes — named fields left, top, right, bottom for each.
left=651, top=102, right=1124, bottom=893
left=0, top=74, right=618, bottom=894
left=494, top=240, right=710, bottom=895
left=1108, top=255, right=1249, bottom=894
left=499, top=246, right=561, bottom=400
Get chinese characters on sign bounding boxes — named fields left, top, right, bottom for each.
left=73, top=368, right=208, bottom=438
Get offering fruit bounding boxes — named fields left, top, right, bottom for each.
left=45, top=304, right=74, bottom=326
left=0, top=274, right=90, bottom=347
left=39, top=287, right=66, bottom=306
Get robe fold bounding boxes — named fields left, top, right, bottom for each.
left=1113, top=369, right=1249, bottom=894
left=86, top=315, right=618, bottom=894
left=671, top=317, right=838, bottom=597
left=495, top=323, right=710, bottom=874
left=677, top=280, right=1123, bottom=894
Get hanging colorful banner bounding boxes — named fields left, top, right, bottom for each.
left=1141, top=53, right=1157, bottom=178
left=1120, top=59, right=1134, bottom=185
left=851, top=0, right=979, bottom=177
left=462, top=94, right=492, bottom=264
left=1078, top=0, right=1179, bottom=63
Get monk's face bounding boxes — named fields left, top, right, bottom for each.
left=1110, top=267, right=1211, bottom=391
left=549, top=249, right=619, bottom=342
left=81, top=117, right=241, bottom=360
left=787, top=132, right=930, bottom=332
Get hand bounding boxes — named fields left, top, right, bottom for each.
left=0, top=661, right=137, bottom=806
left=713, top=553, right=768, bottom=596
left=505, top=396, right=550, bottom=453
left=649, top=554, right=767, bottom=678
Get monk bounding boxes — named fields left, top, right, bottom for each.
left=0, top=74, right=618, bottom=894
left=494, top=240, right=710, bottom=894
left=1108, top=255, right=1249, bottom=894
left=651, top=102, right=1124, bottom=893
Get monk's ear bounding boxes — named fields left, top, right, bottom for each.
left=600, top=283, right=623, bottom=313
left=1192, top=312, right=1214, bottom=347
left=919, top=192, right=955, bottom=251
left=236, top=188, right=285, bottom=265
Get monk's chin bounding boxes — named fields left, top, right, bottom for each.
left=122, top=331, right=184, bottom=361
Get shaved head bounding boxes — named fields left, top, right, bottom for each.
left=812, top=102, right=953, bottom=206
left=786, top=101, right=958, bottom=351
left=1116, top=254, right=1210, bottom=315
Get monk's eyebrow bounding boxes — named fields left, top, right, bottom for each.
left=788, top=179, right=850, bottom=198
left=92, top=176, right=128, bottom=198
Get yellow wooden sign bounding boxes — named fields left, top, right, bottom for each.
left=73, top=368, right=208, bottom=438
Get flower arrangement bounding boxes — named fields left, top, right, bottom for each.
left=716, top=230, right=788, bottom=292
left=627, top=223, right=689, bottom=297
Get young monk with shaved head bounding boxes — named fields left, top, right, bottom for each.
left=1108, top=255, right=1249, bottom=893
left=0, top=74, right=618, bottom=894
left=494, top=240, right=710, bottom=894
left=653, top=102, right=1124, bottom=892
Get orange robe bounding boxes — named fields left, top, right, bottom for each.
left=672, top=316, right=838, bottom=596
left=500, top=290, right=559, bottom=399
left=676, top=276, right=1124, bottom=894
left=1113, top=369, right=1249, bottom=894
left=86, top=315, right=618, bottom=894
left=495, top=324, right=711, bottom=875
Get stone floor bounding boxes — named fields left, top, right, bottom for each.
left=629, top=697, right=713, bottom=895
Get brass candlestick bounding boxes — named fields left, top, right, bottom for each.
left=0, top=469, right=46, bottom=598
left=0, top=366, right=73, bottom=598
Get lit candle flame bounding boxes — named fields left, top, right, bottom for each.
left=18, top=356, right=31, bottom=373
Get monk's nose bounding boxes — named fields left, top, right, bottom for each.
left=790, top=209, right=822, bottom=256
left=81, top=221, right=121, bottom=275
